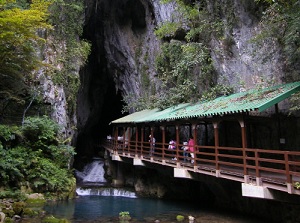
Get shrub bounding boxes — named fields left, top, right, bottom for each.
left=0, top=116, right=76, bottom=199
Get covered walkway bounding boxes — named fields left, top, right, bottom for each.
left=105, top=82, right=300, bottom=199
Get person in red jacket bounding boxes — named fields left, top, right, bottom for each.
left=188, top=136, right=195, bottom=163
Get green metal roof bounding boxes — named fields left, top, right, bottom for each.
left=111, top=81, right=300, bottom=124
left=110, top=108, right=159, bottom=124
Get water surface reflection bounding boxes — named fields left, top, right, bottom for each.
left=44, top=196, right=265, bottom=223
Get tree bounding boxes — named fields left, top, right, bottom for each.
left=0, top=0, right=52, bottom=122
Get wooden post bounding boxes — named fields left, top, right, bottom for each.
left=285, top=152, right=293, bottom=193
left=141, top=127, right=144, bottom=157
left=161, top=126, right=165, bottom=161
left=238, top=117, right=249, bottom=183
left=135, top=126, right=138, bottom=157
left=176, top=124, right=179, bottom=162
left=213, top=121, right=220, bottom=177
left=150, top=127, right=154, bottom=157
left=192, top=123, right=197, bottom=167
left=114, top=126, right=119, bottom=152
left=122, top=127, right=126, bottom=154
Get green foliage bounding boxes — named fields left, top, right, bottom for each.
left=46, top=0, right=91, bottom=115
left=154, top=41, right=215, bottom=108
left=200, top=84, right=234, bottom=101
left=0, top=116, right=76, bottom=198
left=0, top=125, right=14, bottom=141
left=42, top=215, right=70, bottom=223
left=123, top=0, right=229, bottom=112
left=123, top=39, right=217, bottom=111
left=119, top=211, right=130, bottom=217
left=119, top=211, right=131, bottom=222
left=253, top=0, right=300, bottom=76
left=0, top=0, right=53, bottom=120
left=0, top=0, right=91, bottom=122
left=27, top=157, right=73, bottom=193
left=154, top=21, right=181, bottom=39
left=289, top=92, right=300, bottom=111
left=0, top=189, right=26, bottom=200
left=156, top=0, right=223, bottom=42
left=22, top=116, right=60, bottom=148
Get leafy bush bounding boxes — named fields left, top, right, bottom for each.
left=27, top=157, right=74, bottom=193
left=22, top=116, right=60, bottom=149
left=0, top=116, right=76, bottom=199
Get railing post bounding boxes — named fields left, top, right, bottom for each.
left=135, top=126, right=138, bottom=157
left=114, top=126, right=119, bottom=153
left=141, top=127, right=144, bottom=157
left=255, top=150, right=262, bottom=186
left=213, top=121, right=220, bottom=177
left=176, top=124, right=179, bottom=162
left=122, top=127, right=126, bottom=154
left=126, top=127, right=131, bottom=154
left=161, top=126, right=166, bottom=162
left=285, top=152, right=293, bottom=193
left=192, top=123, right=197, bottom=168
left=150, top=127, right=154, bottom=158
left=238, top=117, right=249, bottom=183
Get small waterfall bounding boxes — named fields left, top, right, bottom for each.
left=75, top=158, right=137, bottom=198
left=75, top=158, right=107, bottom=186
left=76, top=188, right=137, bottom=198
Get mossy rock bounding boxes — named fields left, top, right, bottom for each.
left=12, top=201, right=26, bottom=215
left=3, top=217, right=13, bottom=223
left=26, top=196, right=45, bottom=207
left=42, top=215, right=70, bottom=223
left=23, top=207, right=38, bottom=217
left=176, top=215, right=185, bottom=221
left=1, top=209, right=14, bottom=218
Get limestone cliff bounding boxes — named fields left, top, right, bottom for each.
left=76, top=0, right=297, bottom=161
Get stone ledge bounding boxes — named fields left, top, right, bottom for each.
left=174, top=168, right=192, bottom=179
left=242, top=183, right=274, bottom=199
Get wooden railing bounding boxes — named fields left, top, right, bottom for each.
left=102, top=138, right=300, bottom=195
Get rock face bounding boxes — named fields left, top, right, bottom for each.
left=73, top=1, right=299, bottom=221
left=209, top=0, right=285, bottom=90
left=75, top=0, right=174, bottom=163
left=75, top=0, right=293, bottom=160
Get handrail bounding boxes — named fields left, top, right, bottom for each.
left=103, top=138, right=300, bottom=195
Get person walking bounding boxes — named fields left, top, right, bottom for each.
left=188, top=136, right=195, bottom=163
left=182, top=141, right=189, bottom=162
left=168, top=139, right=176, bottom=160
left=149, top=135, right=155, bottom=156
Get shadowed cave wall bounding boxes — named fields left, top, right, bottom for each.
left=75, top=4, right=124, bottom=168
left=75, top=0, right=159, bottom=168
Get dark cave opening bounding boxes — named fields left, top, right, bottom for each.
left=74, top=6, right=127, bottom=169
